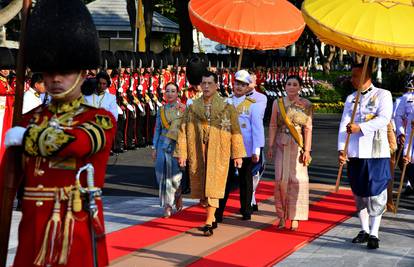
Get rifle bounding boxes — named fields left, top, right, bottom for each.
left=0, top=1, right=32, bottom=266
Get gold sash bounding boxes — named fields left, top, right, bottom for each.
left=160, top=106, right=170, bottom=129
left=277, top=98, right=303, bottom=148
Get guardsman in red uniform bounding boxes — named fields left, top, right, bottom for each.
left=0, top=47, right=15, bottom=163
left=4, top=1, right=116, bottom=266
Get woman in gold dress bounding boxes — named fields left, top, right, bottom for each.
left=267, top=75, right=313, bottom=230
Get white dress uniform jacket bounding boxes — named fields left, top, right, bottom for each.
left=395, top=92, right=414, bottom=136
left=23, top=88, right=42, bottom=114
left=392, top=96, right=402, bottom=130
left=84, top=92, right=118, bottom=121
left=246, top=89, right=268, bottom=119
left=338, top=85, right=392, bottom=159
left=403, top=112, right=414, bottom=163
left=232, top=95, right=265, bottom=157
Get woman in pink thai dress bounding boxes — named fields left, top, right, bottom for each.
left=267, top=75, right=313, bottom=230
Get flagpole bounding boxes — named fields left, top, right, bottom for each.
left=133, top=0, right=138, bottom=52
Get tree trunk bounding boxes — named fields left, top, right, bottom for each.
left=143, top=0, right=153, bottom=51
left=398, top=60, right=406, bottom=72
left=317, top=43, right=336, bottom=74
left=126, top=0, right=136, bottom=50
left=175, top=0, right=193, bottom=56
left=338, top=48, right=344, bottom=69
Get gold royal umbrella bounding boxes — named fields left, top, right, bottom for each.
left=302, top=0, right=414, bottom=211
left=302, top=0, right=414, bottom=60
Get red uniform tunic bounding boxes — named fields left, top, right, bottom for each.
left=108, top=76, right=118, bottom=96
left=14, top=97, right=116, bottom=267
left=0, top=75, right=14, bottom=163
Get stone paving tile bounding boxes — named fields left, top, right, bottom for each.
left=277, top=209, right=414, bottom=267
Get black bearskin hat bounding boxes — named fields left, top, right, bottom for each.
left=186, top=55, right=207, bottom=86
left=101, top=50, right=117, bottom=69
left=0, top=47, right=15, bottom=70
left=135, top=52, right=149, bottom=68
left=26, top=0, right=101, bottom=72
left=115, top=50, right=135, bottom=68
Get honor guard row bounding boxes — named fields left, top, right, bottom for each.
left=78, top=49, right=316, bottom=154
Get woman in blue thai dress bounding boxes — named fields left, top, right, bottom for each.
left=152, top=82, right=186, bottom=217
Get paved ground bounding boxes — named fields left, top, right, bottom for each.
left=6, top=114, right=414, bottom=266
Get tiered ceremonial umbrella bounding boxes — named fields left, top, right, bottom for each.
left=302, top=0, right=414, bottom=210
left=188, top=0, right=305, bottom=69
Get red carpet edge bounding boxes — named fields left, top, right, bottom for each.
left=188, top=190, right=355, bottom=267
left=106, top=181, right=275, bottom=261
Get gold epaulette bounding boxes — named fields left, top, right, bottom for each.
left=246, top=97, right=256, bottom=103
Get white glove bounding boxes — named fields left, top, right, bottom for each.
left=138, top=84, right=144, bottom=91
left=118, top=87, right=123, bottom=93
left=127, top=104, right=134, bottom=111
left=117, top=105, right=123, bottom=115
left=5, top=126, right=26, bottom=148
left=137, top=103, right=144, bottom=113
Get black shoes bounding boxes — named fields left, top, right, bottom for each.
left=367, top=235, right=379, bottom=249
left=212, top=221, right=218, bottom=229
left=402, top=186, right=414, bottom=197
left=352, top=231, right=369, bottom=243
left=352, top=231, right=380, bottom=249
left=252, top=204, right=259, bottom=212
left=201, top=224, right=214, bottom=236
left=242, top=214, right=251, bottom=221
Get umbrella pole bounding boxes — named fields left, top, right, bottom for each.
left=395, top=120, right=414, bottom=213
left=335, top=56, right=370, bottom=192
left=237, top=48, right=244, bottom=70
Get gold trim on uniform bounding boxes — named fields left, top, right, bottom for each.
left=48, top=96, right=85, bottom=114
left=236, top=97, right=255, bottom=115
left=49, top=157, right=77, bottom=170
left=38, top=127, right=75, bottom=157
left=24, top=117, right=50, bottom=156
left=78, top=121, right=106, bottom=155
left=95, top=114, right=113, bottom=130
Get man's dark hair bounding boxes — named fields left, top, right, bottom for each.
left=202, top=70, right=218, bottom=83
left=30, top=73, right=43, bottom=88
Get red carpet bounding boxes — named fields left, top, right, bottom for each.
left=189, top=190, right=356, bottom=267
left=106, top=181, right=275, bottom=261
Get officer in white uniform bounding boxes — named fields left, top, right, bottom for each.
left=216, top=70, right=265, bottom=222
left=338, top=62, right=393, bottom=249
left=395, top=77, right=414, bottom=195
left=247, top=72, right=268, bottom=211
left=84, top=71, right=118, bottom=121
left=23, top=73, right=46, bottom=114
left=402, top=111, right=414, bottom=186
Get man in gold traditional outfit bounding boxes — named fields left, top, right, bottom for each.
left=175, top=70, right=246, bottom=236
